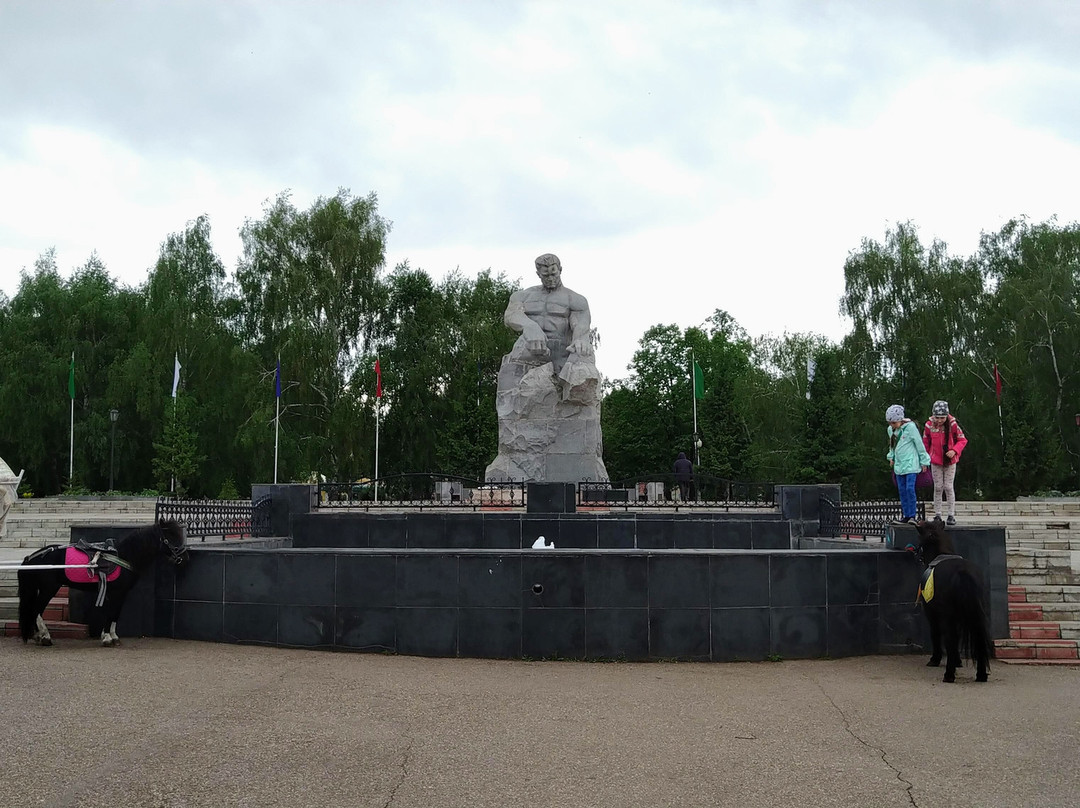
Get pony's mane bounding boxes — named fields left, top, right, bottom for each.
left=116, top=520, right=185, bottom=555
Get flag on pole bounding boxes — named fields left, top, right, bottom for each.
left=994, top=363, right=1002, bottom=402
left=375, top=359, right=382, bottom=398
left=806, top=356, right=817, bottom=401
left=68, top=352, right=75, bottom=399
left=275, top=358, right=282, bottom=398
left=172, top=353, right=181, bottom=398
left=693, top=360, right=705, bottom=399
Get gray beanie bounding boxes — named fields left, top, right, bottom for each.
left=932, top=400, right=949, bottom=416
left=885, top=404, right=905, bottom=422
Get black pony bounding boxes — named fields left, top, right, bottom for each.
left=18, top=520, right=188, bottom=647
left=913, top=518, right=993, bottom=682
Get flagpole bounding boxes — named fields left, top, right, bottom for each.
left=691, top=349, right=699, bottom=467
left=68, top=351, right=75, bottom=483
left=374, top=357, right=381, bottom=504
left=374, top=399, right=380, bottom=504
left=69, top=398, right=74, bottom=481
left=274, top=395, right=280, bottom=485
left=274, top=356, right=280, bottom=485
left=994, top=362, right=1005, bottom=452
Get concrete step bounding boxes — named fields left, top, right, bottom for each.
left=1006, top=548, right=1075, bottom=569
left=1009, top=603, right=1044, bottom=622
left=1009, top=620, right=1061, bottom=640
left=994, top=638, right=1080, bottom=661
left=2, top=619, right=89, bottom=640
left=1009, top=585, right=1080, bottom=603
left=1058, top=621, right=1080, bottom=641
left=1010, top=571, right=1080, bottom=587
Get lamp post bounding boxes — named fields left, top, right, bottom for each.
left=109, top=409, right=119, bottom=492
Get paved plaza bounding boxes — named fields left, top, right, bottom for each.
left=1, top=638, right=1078, bottom=807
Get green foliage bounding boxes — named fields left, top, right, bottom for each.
left=218, top=476, right=240, bottom=500
left=3, top=201, right=1080, bottom=500
left=152, top=396, right=206, bottom=497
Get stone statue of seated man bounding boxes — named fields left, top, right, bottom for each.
left=485, top=254, right=608, bottom=483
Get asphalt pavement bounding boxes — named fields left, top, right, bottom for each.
left=1, top=638, right=1077, bottom=808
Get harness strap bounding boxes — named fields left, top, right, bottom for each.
left=95, top=572, right=108, bottom=608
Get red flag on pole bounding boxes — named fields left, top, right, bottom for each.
left=375, top=359, right=382, bottom=398
left=994, top=363, right=1002, bottom=402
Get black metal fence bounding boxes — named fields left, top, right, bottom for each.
left=818, top=497, right=926, bottom=538
left=578, top=473, right=775, bottom=509
left=318, top=474, right=527, bottom=509
left=316, top=472, right=775, bottom=510
left=156, top=495, right=272, bottom=540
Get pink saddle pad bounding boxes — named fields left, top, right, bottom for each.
left=64, top=547, right=122, bottom=585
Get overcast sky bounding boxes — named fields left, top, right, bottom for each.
left=2, top=0, right=1080, bottom=379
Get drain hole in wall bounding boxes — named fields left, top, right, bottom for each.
left=532, top=583, right=544, bottom=595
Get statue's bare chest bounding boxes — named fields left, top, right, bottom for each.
left=523, top=291, right=570, bottom=318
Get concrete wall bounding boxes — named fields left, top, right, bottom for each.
left=152, top=545, right=926, bottom=661
left=291, top=511, right=790, bottom=550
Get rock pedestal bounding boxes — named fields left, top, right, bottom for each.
left=484, top=354, right=608, bottom=484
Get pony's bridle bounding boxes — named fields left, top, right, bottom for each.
left=160, top=528, right=189, bottom=565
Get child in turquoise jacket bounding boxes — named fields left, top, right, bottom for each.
left=886, top=404, right=931, bottom=522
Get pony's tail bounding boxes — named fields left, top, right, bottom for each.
left=953, top=569, right=994, bottom=669
left=17, top=568, right=41, bottom=643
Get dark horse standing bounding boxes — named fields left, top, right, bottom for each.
left=914, top=519, right=993, bottom=682
left=18, top=520, right=188, bottom=647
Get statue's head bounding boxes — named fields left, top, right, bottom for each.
left=535, top=253, right=562, bottom=290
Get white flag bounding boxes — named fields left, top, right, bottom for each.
left=806, top=356, right=816, bottom=400
left=172, top=353, right=182, bottom=398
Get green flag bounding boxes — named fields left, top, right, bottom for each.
left=693, top=360, right=704, bottom=399
left=68, top=352, right=75, bottom=400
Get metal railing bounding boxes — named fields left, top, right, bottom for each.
left=315, top=472, right=776, bottom=511
left=155, top=495, right=272, bottom=540
left=318, top=474, right=527, bottom=510
left=818, top=497, right=926, bottom=538
left=578, top=473, right=776, bottom=510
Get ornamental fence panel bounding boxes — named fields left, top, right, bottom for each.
left=155, top=495, right=272, bottom=540
left=818, top=497, right=925, bottom=538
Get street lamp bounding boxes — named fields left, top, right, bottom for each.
left=109, top=409, right=119, bottom=492
left=1075, top=414, right=1080, bottom=493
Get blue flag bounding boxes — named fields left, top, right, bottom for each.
left=275, top=359, right=281, bottom=398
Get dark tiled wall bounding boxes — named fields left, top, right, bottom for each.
left=291, top=512, right=790, bottom=551
left=156, top=547, right=927, bottom=661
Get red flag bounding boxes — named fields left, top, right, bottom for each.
left=374, top=359, right=382, bottom=398
left=994, top=363, right=1002, bottom=402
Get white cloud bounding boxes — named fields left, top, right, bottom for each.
left=2, top=0, right=1080, bottom=383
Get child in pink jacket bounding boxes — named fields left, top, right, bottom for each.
left=922, top=400, right=968, bottom=525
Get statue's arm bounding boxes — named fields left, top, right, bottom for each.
left=504, top=290, right=546, bottom=345
left=567, top=292, right=593, bottom=356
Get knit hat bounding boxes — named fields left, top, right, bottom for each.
left=885, top=404, right=905, bottom=422
left=932, top=400, right=949, bottom=416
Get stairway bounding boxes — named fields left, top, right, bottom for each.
left=1, top=585, right=90, bottom=641
left=950, top=501, right=1080, bottom=665
left=0, top=497, right=156, bottom=638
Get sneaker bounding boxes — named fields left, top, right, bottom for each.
left=946, top=515, right=956, bottom=526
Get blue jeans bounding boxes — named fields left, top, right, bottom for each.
left=895, top=473, right=917, bottom=518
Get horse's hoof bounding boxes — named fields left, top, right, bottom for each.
left=111, top=638, right=122, bottom=647
left=927, top=658, right=940, bottom=667
left=943, top=673, right=956, bottom=683
left=40, top=637, right=52, bottom=647
left=976, top=674, right=988, bottom=682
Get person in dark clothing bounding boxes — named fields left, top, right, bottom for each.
left=673, top=452, right=693, bottom=501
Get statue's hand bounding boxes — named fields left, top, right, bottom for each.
left=567, top=337, right=593, bottom=358
left=525, top=338, right=549, bottom=357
